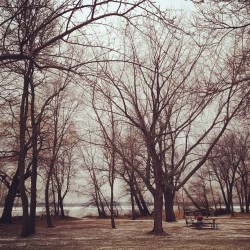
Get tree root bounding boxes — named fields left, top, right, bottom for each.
left=147, top=229, right=169, bottom=236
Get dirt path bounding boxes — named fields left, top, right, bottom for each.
left=1, top=215, right=250, bottom=249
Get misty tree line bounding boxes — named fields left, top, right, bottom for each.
left=0, top=0, right=249, bottom=237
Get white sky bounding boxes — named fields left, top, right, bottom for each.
left=154, top=0, right=195, bottom=10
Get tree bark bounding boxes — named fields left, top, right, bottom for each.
left=246, top=190, right=250, bottom=213
left=51, top=177, right=59, bottom=216
left=149, top=154, right=165, bottom=235
left=110, top=149, right=116, bottom=229
left=58, top=188, right=65, bottom=219
left=150, top=181, right=165, bottom=235
left=110, top=186, right=116, bottom=228
left=45, top=172, right=54, bottom=228
left=134, top=180, right=151, bottom=216
left=164, top=186, right=176, bottom=222
left=19, top=75, right=30, bottom=237
left=1, top=171, right=19, bottom=223
left=130, top=192, right=136, bottom=220
left=30, top=78, right=38, bottom=235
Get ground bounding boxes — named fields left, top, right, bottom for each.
left=1, top=214, right=250, bottom=249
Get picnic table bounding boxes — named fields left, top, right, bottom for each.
left=185, top=217, right=217, bottom=229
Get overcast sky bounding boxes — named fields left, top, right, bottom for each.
left=155, top=0, right=195, bottom=10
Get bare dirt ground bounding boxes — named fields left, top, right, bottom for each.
left=1, top=214, right=250, bottom=250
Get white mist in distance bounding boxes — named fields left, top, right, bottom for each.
left=155, top=0, right=195, bottom=10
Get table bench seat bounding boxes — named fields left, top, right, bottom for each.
left=186, top=218, right=217, bottom=229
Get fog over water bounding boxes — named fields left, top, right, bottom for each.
left=0, top=205, right=242, bottom=218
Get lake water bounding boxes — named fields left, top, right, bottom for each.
left=0, top=205, right=242, bottom=218
left=0, top=205, right=136, bottom=218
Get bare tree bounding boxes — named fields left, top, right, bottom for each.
left=207, top=129, right=250, bottom=214
left=90, top=12, right=249, bottom=234
left=0, top=89, right=21, bottom=223
left=0, top=0, right=151, bottom=237
left=208, top=133, right=243, bottom=215
left=52, top=127, right=79, bottom=219
left=39, top=81, right=79, bottom=228
left=0, top=0, right=63, bottom=236
left=80, top=146, right=108, bottom=218
left=118, top=127, right=151, bottom=219
left=235, top=132, right=250, bottom=213
left=0, top=0, right=149, bottom=64
left=92, top=88, right=119, bottom=228
left=193, top=0, right=250, bottom=116
left=186, top=168, right=218, bottom=215
left=193, top=0, right=250, bottom=34
left=91, top=16, right=203, bottom=233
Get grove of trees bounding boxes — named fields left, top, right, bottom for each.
left=0, top=0, right=249, bottom=237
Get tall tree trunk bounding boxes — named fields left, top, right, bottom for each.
left=45, top=171, right=54, bottom=228
left=94, top=193, right=103, bottom=218
left=30, top=78, right=38, bottom=235
left=1, top=171, right=19, bottom=223
left=99, top=197, right=106, bottom=218
left=140, top=198, right=151, bottom=217
left=30, top=157, right=37, bottom=234
left=203, top=186, right=210, bottom=216
left=129, top=169, right=136, bottom=220
left=129, top=179, right=145, bottom=217
left=164, top=186, right=176, bottom=222
left=130, top=192, right=136, bottom=220
left=134, top=180, right=151, bottom=216
left=227, top=188, right=233, bottom=214
left=231, top=201, right=235, bottom=217
left=244, top=179, right=249, bottom=213
left=110, top=150, right=116, bottom=229
left=19, top=159, right=30, bottom=237
left=149, top=155, right=165, bottom=235
left=246, top=190, right=250, bottom=214
left=110, top=184, right=116, bottom=229
left=51, top=178, right=58, bottom=216
left=151, top=181, right=164, bottom=235
left=109, top=107, right=116, bottom=229
left=45, top=96, right=60, bottom=228
left=58, top=188, right=65, bottom=219
left=19, top=72, right=30, bottom=237
left=208, top=172, right=218, bottom=212
left=134, top=191, right=144, bottom=216
left=236, top=183, right=244, bottom=213
left=30, top=164, right=37, bottom=233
